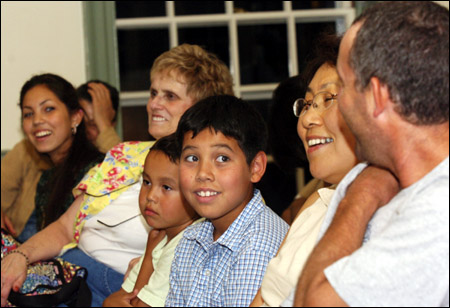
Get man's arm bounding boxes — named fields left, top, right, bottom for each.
left=294, top=166, right=399, bottom=306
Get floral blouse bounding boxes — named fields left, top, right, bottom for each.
left=63, top=141, right=154, bottom=251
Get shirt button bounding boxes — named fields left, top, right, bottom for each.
left=205, top=269, right=211, bottom=276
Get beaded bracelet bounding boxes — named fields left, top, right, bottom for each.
left=4, top=250, right=30, bottom=266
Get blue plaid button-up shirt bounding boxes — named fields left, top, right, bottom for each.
left=165, top=189, right=289, bottom=307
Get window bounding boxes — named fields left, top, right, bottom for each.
left=115, top=1, right=355, bottom=141
left=113, top=1, right=355, bottom=212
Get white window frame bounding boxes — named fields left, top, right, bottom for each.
left=116, top=1, right=355, bottom=107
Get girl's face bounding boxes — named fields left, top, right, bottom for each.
left=147, top=71, right=196, bottom=140
left=297, top=63, right=358, bottom=184
left=22, top=85, right=81, bottom=164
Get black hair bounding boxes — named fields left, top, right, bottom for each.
left=268, top=75, right=308, bottom=174
left=302, top=33, right=341, bottom=88
left=20, top=73, right=103, bottom=228
left=149, top=133, right=179, bottom=164
left=76, top=80, right=120, bottom=122
left=351, top=1, right=449, bottom=125
left=175, top=95, right=268, bottom=165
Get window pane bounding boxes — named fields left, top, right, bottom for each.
left=115, top=1, right=166, bottom=18
left=238, top=24, right=289, bottom=84
left=174, top=1, right=225, bottom=15
left=247, top=99, right=273, bottom=128
left=122, top=106, right=154, bottom=142
left=234, top=1, right=283, bottom=12
left=178, top=26, right=229, bottom=68
left=292, top=1, right=336, bottom=10
left=296, top=22, right=336, bottom=73
left=117, top=29, right=170, bottom=91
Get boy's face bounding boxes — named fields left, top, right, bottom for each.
left=179, top=129, right=261, bottom=233
left=139, top=150, right=197, bottom=238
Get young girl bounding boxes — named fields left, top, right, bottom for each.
left=18, top=73, right=103, bottom=239
left=103, top=134, right=200, bottom=307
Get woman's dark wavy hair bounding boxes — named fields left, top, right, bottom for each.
left=351, top=1, right=449, bottom=125
left=175, top=95, right=268, bottom=165
left=20, top=73, right=102, bottom=228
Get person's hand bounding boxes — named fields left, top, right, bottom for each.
left=87, top=82, right=116, bottom=132
left=103, top=289, right=137, bottom=307
left=124, top=257, right=141, bottom=281
left=1, top=210, right=16, bottom=237
left=1, top=252, right=28, bottom=306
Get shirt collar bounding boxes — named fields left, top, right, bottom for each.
left=184, top=189, right=265, bottom=252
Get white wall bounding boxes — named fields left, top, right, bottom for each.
left=1, top=1, right=86, bottom=151
left=434, top=1, right=449, bottom=9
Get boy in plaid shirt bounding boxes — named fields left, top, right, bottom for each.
left=165, top=95, right=289, bottom=307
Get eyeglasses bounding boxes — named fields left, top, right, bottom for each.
left=293, top=91, right=338, bottom=117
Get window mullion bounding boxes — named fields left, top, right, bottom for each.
left=166, top=1, right=178, bottom=47
left=226, top=1, right=241, bottom=97
left=284, top=1, right=298, bottom=77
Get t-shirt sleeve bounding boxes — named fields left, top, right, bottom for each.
left=324, top=186, right=449, bottom=307
left=137, top=235, right=180, bottom=307
left=121, top=256, right=143, bottom=293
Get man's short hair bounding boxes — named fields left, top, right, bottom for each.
left=351, top=1, right=449, bottom=125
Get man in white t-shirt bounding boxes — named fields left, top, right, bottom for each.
left=293, top=2, right=449, bottom=306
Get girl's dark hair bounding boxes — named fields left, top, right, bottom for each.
left=176, top=95, right=268, bottom=165
left=20, top=73, right=103, bottom=228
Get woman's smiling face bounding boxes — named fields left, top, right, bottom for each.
left=146, top=71, right=195, bottom=140
left=297, top=63, right=358, bottom=184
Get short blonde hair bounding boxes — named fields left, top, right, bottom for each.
left=150, top=44, right=234, bottom=102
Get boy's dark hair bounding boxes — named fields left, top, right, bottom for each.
left=176, top=95, right=268, bottom=165
left=150, top=133, right=179, bottom=164
left=76, top=80, right=120, bottom=121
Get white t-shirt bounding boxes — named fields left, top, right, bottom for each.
left=260, top=188, right=334, bottom=307
left=78, top=182, right=151, bottom=274
left=323, top=159, right=449, bottom=307
left=283, top=158, right=449, bottom=307
left=122, top=230, right=184, bottom=307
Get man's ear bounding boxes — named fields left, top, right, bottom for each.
left=250, top=151, right=267, bottom=183
left=370, top=77, right=391, bottom=118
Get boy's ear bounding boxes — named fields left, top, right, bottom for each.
left=250, top=151, right=267, bottom=183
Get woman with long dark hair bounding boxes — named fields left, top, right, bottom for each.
left=17, top=73, right=103, bottom=239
